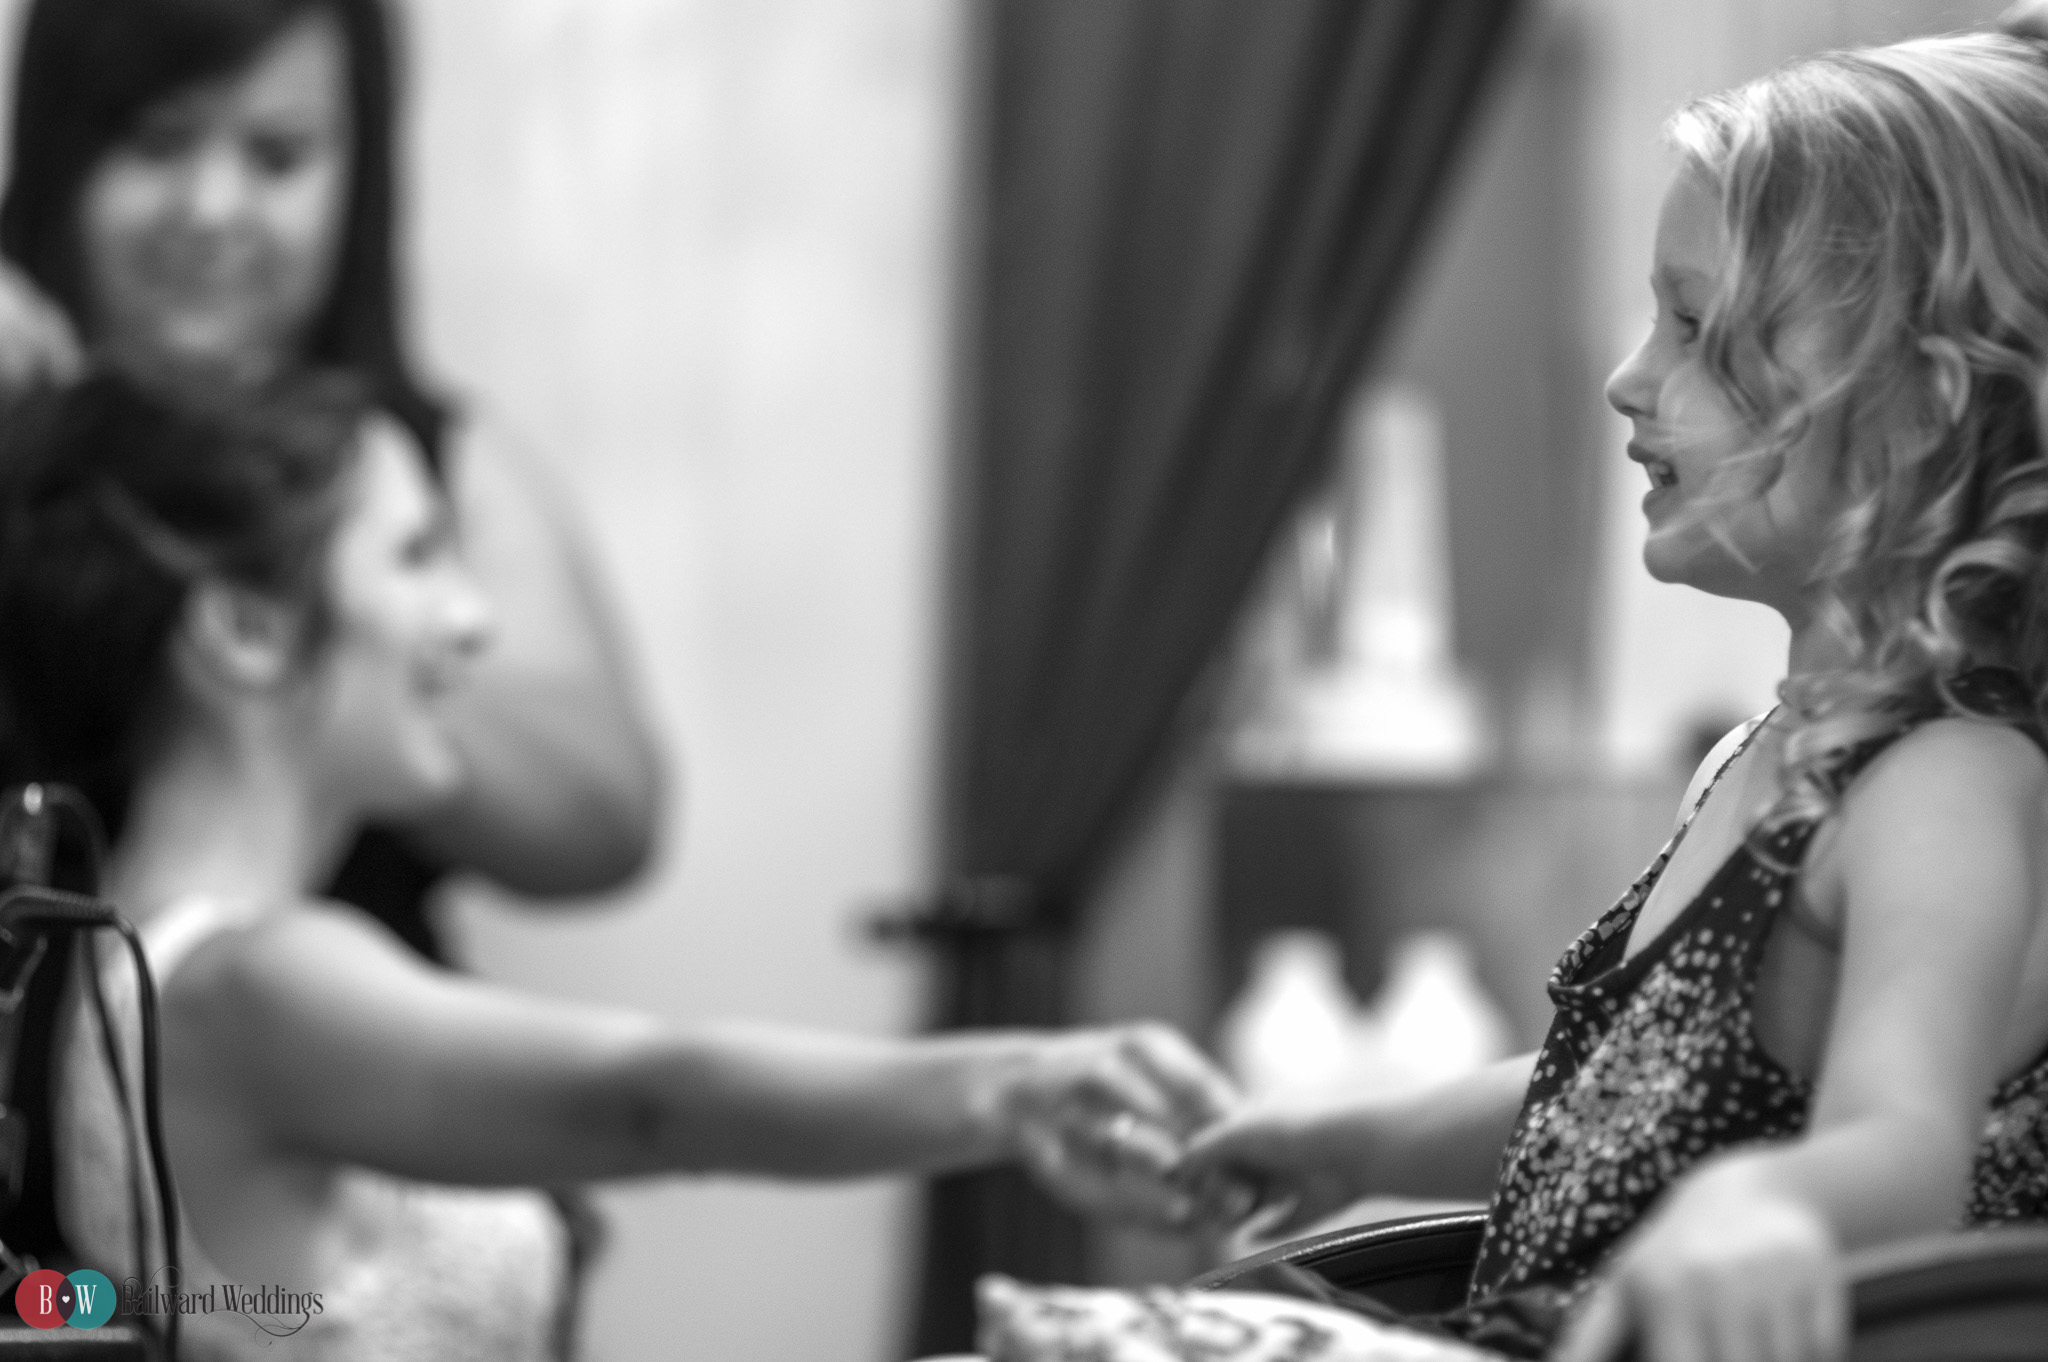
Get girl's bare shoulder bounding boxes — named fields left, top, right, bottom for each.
left=1832, top=717, right=2048, bottom=896
left=1856, top=716, right=2048, bottom=805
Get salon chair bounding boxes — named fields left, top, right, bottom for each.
left=1192, top=1208, right=2048, bottom=1360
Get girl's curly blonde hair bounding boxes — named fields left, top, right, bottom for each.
left=1667, top=32, right=2048, bottom=835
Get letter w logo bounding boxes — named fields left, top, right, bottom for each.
left=72, top=1283, right=97, bottom=1315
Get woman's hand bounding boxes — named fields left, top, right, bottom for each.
left=998, top=1023, right=1240, bottom=1229
left=1553, top=1161, right=1847, bottom=1362
left=0, top=258, right=82, bottom=395
left=1172, top=1098, right=1378, bottom=1235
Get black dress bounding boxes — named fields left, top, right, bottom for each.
left=1434, top=673, right=2048, bottom=1358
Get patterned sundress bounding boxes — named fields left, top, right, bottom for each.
left=1431, top=672, right=2048, bottom=1358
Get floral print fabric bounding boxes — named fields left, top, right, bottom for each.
left=1446, top=682, right=2048, bottom=1356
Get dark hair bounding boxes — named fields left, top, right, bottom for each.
left=0, top=0, right=446, bottom=469
left=0, top=370, right=369, bottom=839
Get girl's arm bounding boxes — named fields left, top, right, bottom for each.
left=401, top=412, right=663, bottom=895
left=1176, top=1052, right=1534, bottom=1232
left=1559, top=718, right=2048, bottom=1362
left=1178, top=723, right=1770, bottom=1233
left=167, top=904, right=1235, bottom=1219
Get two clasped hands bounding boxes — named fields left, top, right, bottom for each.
left=998, top=1022, right=1363, bottom=1239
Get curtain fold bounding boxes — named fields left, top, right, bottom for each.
left=906, top=3, right=1523, bottom=1354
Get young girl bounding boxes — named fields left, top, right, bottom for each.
left=8, top=373, right=1235, bottom=1361
left=980, top=29, right=2048, bottom=1362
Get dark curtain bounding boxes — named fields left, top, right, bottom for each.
left=903, top=2, right=1522, bottom=1354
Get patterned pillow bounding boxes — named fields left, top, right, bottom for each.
left=976, top=1276, right=1502, bottom=1362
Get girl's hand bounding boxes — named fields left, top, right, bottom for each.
left=1553, top=1163, right=1847, bottom=1362
left=0, top=258, right=81, bottom=395
left=1173, top=1099, right=1375, bottom=1235
left=1001, top=1024, right=1240, bottom=1229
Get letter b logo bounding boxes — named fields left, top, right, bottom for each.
left=13, top=1268, right=115, bottom=1330
left=13, top=1269, right=67, bottom=1328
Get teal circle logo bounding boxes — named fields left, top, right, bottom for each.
left=63, top=1270, right=115, bottom=1329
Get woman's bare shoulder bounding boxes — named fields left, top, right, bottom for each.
left=162, top=901, right=431, bottom=1051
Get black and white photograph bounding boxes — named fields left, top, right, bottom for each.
left=1, top=1, right=2046, bottom=1360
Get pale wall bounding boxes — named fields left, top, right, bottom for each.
left=403, top=4, right=960, bottom=1361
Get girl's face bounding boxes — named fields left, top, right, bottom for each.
left=1605, top=168, right=1846, bottom=617
left=305, top=420, right=492, bottom=819
left=79, top=10, right=351, bottom=387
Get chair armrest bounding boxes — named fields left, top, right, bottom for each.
left=1843, top=1224, right=2048, bottom=1362
left=1189, top=1208, right=1490, bottom=1314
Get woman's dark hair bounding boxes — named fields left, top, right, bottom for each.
left=0, top=0, right=446, bottom=470
left=0, top=370, right=369, bottom=839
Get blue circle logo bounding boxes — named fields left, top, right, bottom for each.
left=66, top=1270, right=115, bottom=1329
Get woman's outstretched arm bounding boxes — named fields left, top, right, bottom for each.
left=401, top=412, right=663, bottom=896
left=168, top=903, right=1236, bottom=1222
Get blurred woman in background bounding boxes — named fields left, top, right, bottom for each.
left=0, top=0, right=661, bottom=953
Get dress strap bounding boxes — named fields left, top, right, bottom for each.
left=1680, top=711, right=1774, bottom=828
